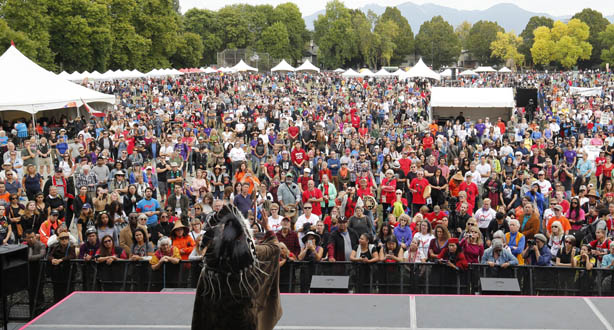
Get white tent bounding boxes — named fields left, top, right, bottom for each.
left=570, top=87, right=602, bottom=97
left=271, top=59, right=295, bottom=72
left=359, top=69, right=374, bottom=77
left=440, top=69, right=452, bottom=78
left=475, top=66, right=496, bottom=73
left=341, top=69, right=360, bottom=77
left=333, top=68, right=345, bottom=73
left=0, top=45, right=115, bottom=113
left=392, top=69, right=405, bottom=77
left=57, top=71, right=70, bottom=79
left=459, top=69, right=478, bottom=77
left=202, top=67, right=217, bottom=74
left=295, top=60, right=320, bottom=72
left=498, top=67, right=512, bottom=73
left=231, top=60, right=257, bottom=72
left=403, top=58, right=440, bottom=81
left=430, top=87, right=515, bottom=120
left=374, top=68, right=392, bottom=78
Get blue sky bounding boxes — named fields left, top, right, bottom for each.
left=180, top=0, right=614, bottom=17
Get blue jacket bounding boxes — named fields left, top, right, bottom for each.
left=481, top=247, right=519, bottom=266
left=525, top=191, right=545, bottom=215
left=526, top=244, right=552, bottom=266
left=393, top=225, right=412, bottom=247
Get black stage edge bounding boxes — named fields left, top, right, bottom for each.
left=21, top=291, right=614, bottom=330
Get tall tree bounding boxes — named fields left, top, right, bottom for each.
left=134, top=0, right=181, bottom=69
left=599, top=24, right=614, bottom=68
left=47, top=0, right=94, bottom=72
left=85, top=0, right=113, bottom=72
left=1, top=0, right=55, bottom=70
left=519, top=16, right=554, bottom=66
left=466, top=20, right=504, bottom=65
left=108, top=0, right=151, bottom=70
left=0, top=19, right=39, bottom=59
left=349, top=9, right=374, bottom=68
left=490, top=31, right=524, bottom=68
left=313, top=0, right=354, bottom=69
left=171, top=32, right=204, bottom=68
left=260, top=21, right=291, bottom=60
left=415, top=16, right=460, bottom=69
left=455, top=21, right=472, bottom=50
left=531, top=19, right=592, bottom=69
left=378, top=7, right=413, bottom=65
left=273, top=3, right=308, bottom=64
left=572, top=8, right=610, bottom=68
left=374, top=18, right=399, bottom=66
left=216, top=6, right=249, bottom=49
left=184, top=8, right=220, bottom=65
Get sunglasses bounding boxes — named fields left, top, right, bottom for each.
left=103, top=240, right=112, bottom=243
left=304, top=207, right=312, bottom=209
left=565, top=240, right=572, bottom=244
left=468, top=223, right=475, bottom=226
left=60, top=237, right=69, bottom=240
left=160, top=215, right=168, bottom=218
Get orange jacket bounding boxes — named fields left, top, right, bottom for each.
left=39, top=219, right=63, bottom=246
left=172, top=235, right=195, bottom=260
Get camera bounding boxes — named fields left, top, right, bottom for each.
left=527, top=239, right=535, bottom=247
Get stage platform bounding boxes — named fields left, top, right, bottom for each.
left=20, top=291, right=614, bottom=330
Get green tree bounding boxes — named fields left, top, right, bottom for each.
left=184, top=8, right=221, bottom=65
left=348, top=9, right=373, bottom=68
left=531, top=19, right=592, bottom=68
left=171, top=32, right=204, bottom=68
left=599, top=24, right=614, bottom=68
left=216, top=6, right=249, bottom=49
left=374, top=18, right=399, bottom=66
left=415, top=16, right=460, bottom=69
left=490, top=31, right=524, bottom=68
left=260, top=21, right=291, bottom=60
left=273, top=3, right=308, bottom=64
left=519, top=16, right=554, bottom=66
left=313, top=0, right=354, bottom=69
left=378, top=7, right=413, bottom=65
left=47, top=0, right=94, bottom=72
left=466, top=20, right=504, bottom=64
left=455, top=21, right=472, bottom=50
left=0, top=18, right=39, bottom=59
left=1, top=0, right=55, bottom=70
left=108, top=0, right=151, bottom=70
left=572, top=8, right=610, bottom=68
left=85, top=0, right=113, bottom=72
left=134, top=0, right=181, bottom=69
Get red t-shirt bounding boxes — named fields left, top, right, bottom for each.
left=291, top=148, right=308, bottom=166
left=302, top=188, right=323, bottom=216
left=422, top=136, right=434, bottom=150
left=458, top=181, right=478, bottom=210
left=398, top=158, right=412, bottom=176
left=288, top=126, right=300, bottom=139
left=410, top=178, right=429, bottom=204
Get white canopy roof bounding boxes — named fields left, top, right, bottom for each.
left=570, top=87, right=602, bottom=97
left=403, top=58, right=440, bottom=81
left=295, top=60, right=320, bottom=72
left=374, top=69, right=392, bottom=77
left=459, top=69, right=478, bottom=77
left=271, top=59, right=295, bottom=72
left=440, top=69, right=452, bottom=78
left=202, top=67, right=217, bottom=74
left=333, top=68, right=345, bottom=73
left=341, top=69, right=360, bottom=77
left=475, top=66, right=496, bottom=73
left=392, top=69, right=405, bottom=77
left=498, top=67, right=512, bottom=73
left=231, top=60, right=257, bottom=72
left=359, top=69, right=374, bottom=77
left=430, top=87, right=514, bottom=108
left=0, top=45, right=115, bottom=113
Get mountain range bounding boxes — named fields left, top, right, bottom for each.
left=303, top=2, right=614, bottom=33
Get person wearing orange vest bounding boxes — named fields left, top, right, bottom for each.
left=170, top=221, right=195, bottom=260
left=39, top=210, right=63, bottom=246
left=505, top=218, right=526, bottom=265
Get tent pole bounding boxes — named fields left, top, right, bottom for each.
left=31, top=105, right=39, bottom=147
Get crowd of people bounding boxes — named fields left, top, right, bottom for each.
left=4, top=69, right=614, bottom=293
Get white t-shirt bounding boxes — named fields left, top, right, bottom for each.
left=474, top=207, right=497, bottom=229
left=268, top=215, right=283, bottom=233
left=475, top=163, right=491, bottom=185
left=412, top=232, right=434, bottom=259
left=295, top=213, right=320, bottom=249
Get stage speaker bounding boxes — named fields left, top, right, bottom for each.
left=0, top=245, right=29, bottom=330
left=479, top=277, right=520, bottom=295
left=310, top=275, right=349, bottom=293
left=451, top=68, right=457, bottom=80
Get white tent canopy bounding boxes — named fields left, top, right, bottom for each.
left=403, top=58, right=440, bottom=81
left=295, top=60, right=320, bottom=72
left=498, top=67, right=512, bottom=73
left=570, top=87, right=602, bottom=97
left=202, top=67, right=217, bottom=74
left=0, top=45, right=115, bottom=113
left=374, top=69, right=392, bottom=78
left=341, top=69, right=360, bottom=77
left=440, top=69, right=452, bottom=78
left=359, top=69, right=374, bottom=77
left=271, top=59, right=295, bottom=72
left=231, top=60, right=257, bottom=72
left=459, top=69, right=478, bottom=77
left=333, top=68, right=345, bottom=73
left=392, top=69, right=405, bottom=77
left=475, top=66, right=496, bottom=73
left=430, top=87, right=514, bottom=120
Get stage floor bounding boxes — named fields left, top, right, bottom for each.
left=20, top=291, right=614, bottom=330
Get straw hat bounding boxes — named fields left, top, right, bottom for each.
left=452, top=172, right=464, bottom=181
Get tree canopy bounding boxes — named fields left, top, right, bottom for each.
left=466, top=20, right=504, bottom=65
left=415, top=16, right=461, bottom=69
left=531, top=19, right=592, bottom=69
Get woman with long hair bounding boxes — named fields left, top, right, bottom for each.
left=96, top=211, right=117, bottom=246
left=130, top=228, right=155, bottom=260
left=95, top=234, right=127, bottom=264
left=566, top=197, right=586, bottom=231
left=413, top=220, right=434, bottom=260
left=21, top=200, right=42, bottom=235
left=460, top=226, right=484, bottom=264
left=436, top=238, right=468, bottom=270
left=428, top=224, right=450, bottom=261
